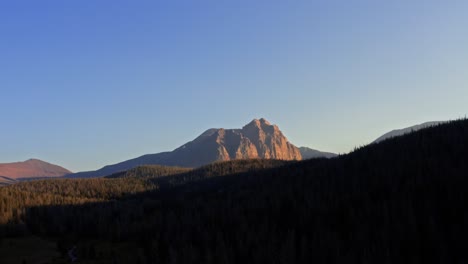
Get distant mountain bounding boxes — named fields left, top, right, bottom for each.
left=0, top=159, right=71, bottom=180
left=299, top=147, right=337, bottom=159
left=66, top=118, right=302, bottom=178
left=373, top=121, right=444, bottom=143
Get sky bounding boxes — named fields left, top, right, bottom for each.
left=1, top=1, right=467, bottom=172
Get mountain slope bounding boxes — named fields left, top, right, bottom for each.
left=373, top=121, right=444, bottom=143
left=66, top=118, right=302, bottom=178
left=299, top=147, right=337, bottom=159
left=106, top=159, right=289, bottom=189
left=0, top=159, right=71, bottom=180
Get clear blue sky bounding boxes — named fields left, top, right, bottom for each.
left=1, top=1, right=467, bottom=172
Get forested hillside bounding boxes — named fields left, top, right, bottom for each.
left=106, top=165, right=191, bottom=179
left=1, top=119, right=468, bottom=263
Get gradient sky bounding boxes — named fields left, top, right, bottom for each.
left=1, top=1, right=467, bottom=172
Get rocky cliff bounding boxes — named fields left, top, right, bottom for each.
left=165, top=118, right=302, bottom=167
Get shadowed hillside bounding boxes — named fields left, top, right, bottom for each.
left=106, top=165, right=191, bottom=179
left=151, top=159, right=291, bottom=190
left=107, top=160, right=289, bottom=187
left=1, top=119, right=468, bottom=263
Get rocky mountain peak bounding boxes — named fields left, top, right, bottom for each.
left=243, top=118, right=274, bottom=129
left=170, top=118, right=301, bottom=167
left=239, top=118, right=300, bottom=160
left=259, top=118, right=271, bottom=125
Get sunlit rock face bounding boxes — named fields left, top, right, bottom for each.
left=240, top=118, right=302, bottom=160
left=171, top=118, right=302, bottom=167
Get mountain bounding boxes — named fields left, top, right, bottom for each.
left=373, top=121, right=444, bottom=143
left=299, top=147, right=337, bottom=159
left=173, top=118, right=302, bottom=163
left=0, top=159, right=71, bottom=180
left=66, top=118, right=302, bottom=178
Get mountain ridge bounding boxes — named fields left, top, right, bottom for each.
left=0, top=159, right=71, bottom=179
left=299, top=147, right=337, bottom=159
left=373, top=121, right=445, bottom=143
